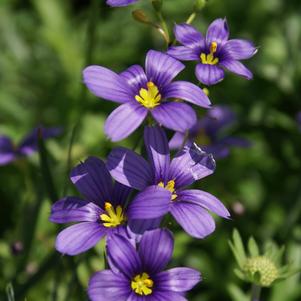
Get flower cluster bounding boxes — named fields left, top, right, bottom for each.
left=49, top=11, right=256, bottom=301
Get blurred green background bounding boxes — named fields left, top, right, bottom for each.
left=0, top=0, right=301, bottom=300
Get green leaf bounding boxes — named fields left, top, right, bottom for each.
left=248, top=237, right=259, bottom=257
left=229, top=229, right=247, bottom=268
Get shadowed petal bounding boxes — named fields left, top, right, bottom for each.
left=139, top=229, right=174, bottom=274
left=55, top=222, right=105, bottom=255
left=105, top=102, right=148, bottom=142
left=127, top=186, right=171, bottom=219
left=151, top=102, right=197, bottom=132
left=0, top=135, right=15, bottom=165
left=145, top=50, right=185, bottom=87
left=107, top=234, right=142, bottom=278
left=169, top=144, right=216, bottom=188
left=167, top=46, right=200, bottom=61
left=195, top=63, right=224, bottom=86
left=107, top=147, right=153, bottom=190
left=107, top=0, right=138, bottom=7
left=169, top=132, right=186, bottom=150
left=220, top=136, right=251, bottom=148
left=220, top=59, right=253, bottom=79
left=88, top=270, right=130, bottom=301
left=174, top=23, right=204, bottom=48
left=223, top=39, right=257, bottom=60
left=119, top=65, right=147, bottom=94
left=177, top=190, right=230, bottom=218
left=164, top=81, right=211, bottom=108
left=70, top=157, right=113, bottom=206
left=127, top=291, right=187, bottom=301
left=128, top=217, right=162, bottom=235
left=206, top=18, right=229, bottom=44
left=49, top=197, right=101, bottom=223
left=156, top=267, right=201, bottom=292
left=112, top=182, right=132, bottom=207
left=171, top=202, right=215, bottom=238
left=144, top=126, right=170, bottom=183
left=83, top=65, right=132, bottom=103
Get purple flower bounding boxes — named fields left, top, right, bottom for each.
left=107, top=125, right=230, bottom=239
left=88, top=228, right=201, bottom=301
left=0, top=127, right=61, bottom=166
left=49, top=157, right=133, bottom=255
left=167, top=18, right=257, bottom=86
left=106, top=0, right=138, bottom=6
left=83, top=50, right=211, bottom=142
left=169, top=105, right=251, bottom=159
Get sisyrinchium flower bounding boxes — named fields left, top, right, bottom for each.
left=107, top=125, right=230, bottom=238
left=0, top=127, right=61, bottom=166
left=88, top=228, right=201, bottom=301
left=169, top=105, right=251, bottom=159
left=83, top=50, right=211, bottom=142
left=106, top=0, right=138, bottom=7
left=167, top=18, right=257, bottom=86
left=49, top=156, right=133, bottom=255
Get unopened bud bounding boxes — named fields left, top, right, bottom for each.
left=132, top=9, right=151, bottom=24
left=194, top=0, right=208, bottom=11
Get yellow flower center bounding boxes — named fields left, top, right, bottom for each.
left=100, top=202, right=126, bottom=228
left=135, top=81, right=161, bottom=109
left=131, top=273, right=154, bottom=296
left=158, top=180, right=177, bottom=201
left=200, top=41, right=219, bottom=65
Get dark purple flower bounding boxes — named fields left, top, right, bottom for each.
left=49, top=157, right=132, bottom=255
left=106, top=0, right=138, bottom=6
left=0, top=127, right=61, bottom=166
left=88, top=228, right=201, bottom=301
left=296, top=111, right=301, bottom=131
left=107, top=125, right=230, bottom=239
left=169, top=105, right=251, bottom=159
left=83, top=50, right=211, bottom=142
left=167, top=19, right=257, bottom=86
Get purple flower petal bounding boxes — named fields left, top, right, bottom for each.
left=156, top=267, right=201, bottom=292
left=223, top=39, right=257, bottom=60
left=49, top=197, right=101, bottom=223
left=127, top=185, right=171, bottom=219
left=139, top=229, right=173, bottom=274
left=107, top=234, right=142, bottom=278
left=119, top=65, right=148, bottom=94
left=70, top=157, right=113, bottom=206
left=104, top=102, right=147, bottom=142
left=195, top=63, right=225, bottom=86
left=174, top=23, right=204, bottom=49
left=151, top=102, right=197, bottom=132
left=88, top=270, right=130, bottom=301
left=163, top=81, right=211, bottom=108
left=107, top=147, right=153, bottom=190
left=171, top=202, right=215, bottom=238
left=111, top=181, right=132, bottom=207
left=169, top=132, right=186, bottom=150
left=169, top=144, right=216, bottom=188
left=150, top=292, right=188, bottom=301
left=0, top=135, right=16, bottom=165
left=128, top=217, right=162, bottom=235
left=167, top=46, right=200, bottom=61
left=18, top=127, right=61, bottom=156
left=206, top=18, right=229, bottom=44
left=145, top=50, right=185, bottom=88
left=177, top=190, right=230, bottom=218
left=83, top=65, right=132, bottom=103
left=55, top=222, right=105, bottom=255
left=144, top=125, right=170, bottom=183
left=221, top=136, right=251, bottom=148
left=220, top=59, right=253, bottom=79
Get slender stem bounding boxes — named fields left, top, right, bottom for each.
left=251, top=284, right=261, bottom=301
left=186, top=12, right=197, bottom=24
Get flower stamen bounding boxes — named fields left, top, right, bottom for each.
left=158, top=180, right=177, bottom=201
left=135, top=82, right=161, bottom=109
left=200, top=41, right=219, bottom=65
left=100, top=202, right=126, bottom=228
left=131, top=273, right=154, bottom=295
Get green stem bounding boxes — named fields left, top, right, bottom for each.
left=186, top=12, right=197, bottom=24
left=251, top=284, right=261, bottom=301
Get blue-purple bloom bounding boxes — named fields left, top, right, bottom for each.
left=106, top=0, right=138, bottom=6
left=88, top=228, right=201, bottom=301
left=0, top=127, right=61, bottom=166
left=83, top=50, right=211, bottom=142
left=167, top=18, right=257, bottom=86
left=107, top=125, right=230, bottom=239
left=169, top=105, right=251, bottom=159
left=49, top=157, right=132, bottom=255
